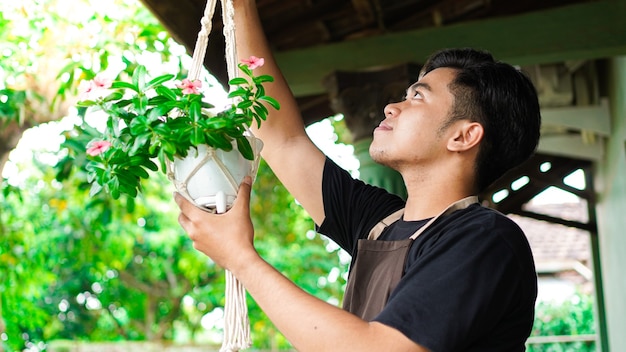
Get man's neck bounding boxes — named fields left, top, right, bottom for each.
left=401, top=168, right=476, bottom=221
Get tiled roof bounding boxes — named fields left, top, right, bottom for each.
left=508, top=200, right=591, bottom=274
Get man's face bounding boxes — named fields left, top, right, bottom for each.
left=369, top=67, right=458, bottom=171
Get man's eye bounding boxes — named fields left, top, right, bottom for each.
left=410, top=91, right=422, bottom=99
left=405, top=90, right=419, bottom=100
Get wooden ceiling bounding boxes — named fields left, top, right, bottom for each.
left=139, top=0, right=625, bottom=125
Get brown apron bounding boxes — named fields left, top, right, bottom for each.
left=342, top=196, right=478, bottom=320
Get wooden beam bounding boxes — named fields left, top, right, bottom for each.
left=538, top=135, right=605, bottom=161
left=139, top=0, right=202, bottom=52
left=541, top=99, right=612, bottom=136
left=515, top=209, right=594, bottom=232
left=274, top=0, right=626, bottom=96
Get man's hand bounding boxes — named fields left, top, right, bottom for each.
left=174, top=176, right=258, bottom=272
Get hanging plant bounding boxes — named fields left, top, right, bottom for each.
left=76, top=56, right=279, bottom=200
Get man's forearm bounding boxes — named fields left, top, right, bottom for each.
left=231, top=254, right=426, bottom=352
left=231, top=0, right=327, bottom=224
left=232, top=0, right=302, bottom=138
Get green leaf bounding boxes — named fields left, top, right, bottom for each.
left=236, top=137, right=254, bottom=160
left=111, top=81, right=139, bottom=92
left=142, top=159, right=159, bottom=172
left=133, top=95, right=149, bottom=115
left=254, top=84, right=266, bottom=99
left=228, top=77, right=249, bottom=86
left=237, top=100, right=253, bottom=110
left=158, top=149, right=168, bottom=170
left=259, top=96, right=281, bottom=110
left=132, top=65, right=147, bottom=90
left=238, top=63, right=252, bottom=76
left=119, top=182, right=138, bottom=198
left=253, top=104, right=268, bottom=122
left=201, top=101, right=215, bottom=109
left=114, top=170, right=140, bottom=189
left=155, top=85, right=178, bottom=101
left=129, top=116, right=148, bottom=135
left=201, top=117, right=230, bottom=130
left=116, top=99, right=133, bottom=109
left=161, top=140, right=177, bottom=157
left=253, top=75, right=275, bottom=84
left=147, top=74, right=175, bottom=89
left=76, top=100, right=97, bottom=107
left=128, top=155, right=145, bottom=166
left=147, top=104, right=175, bottom=121
left=56, top=60, right=84, bottom=79
left=191, top=127, right=203, bottom=146
left=205, top=133, right=233, bottom=151
left=89, top=182, right=103, bottom=197
left=228, top=88, right=248, bottom=99
left=189, top=101, right=202, bottom=122
left=128, top=166, right=150, bottom=179
left=103, top=91, right=124, bottom=102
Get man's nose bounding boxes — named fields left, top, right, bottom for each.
left=383, top=102, right=400, bottom=118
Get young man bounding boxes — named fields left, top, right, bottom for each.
left=175, top=1, right=541, bottom=351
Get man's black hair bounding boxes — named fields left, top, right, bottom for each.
left=421, top=48, right=541, bottom=191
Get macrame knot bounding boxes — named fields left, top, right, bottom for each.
left=223, top=22, right=235, bottom=32
left=200, top=17, right=212, bottom=29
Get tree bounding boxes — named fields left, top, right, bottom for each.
left=1, top=1, right=348, bottom=351
left=2, top=134, right=347, bottom=351
left=528, top=292, right=597, bottom=352
left=1, top=1, right=185, bottom=348
left=0, top=0, right=182, bottom=173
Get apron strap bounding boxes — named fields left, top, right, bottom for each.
left=366, top=196, right=479, bottom=241
left=367, top=209, right=404, bottom=240
left=409, top=195, right=478, bottom=240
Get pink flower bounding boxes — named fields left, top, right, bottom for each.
left=241, top=56, right=265, bottom=70
left=86, top=141, right=112, bottom=156
left=78, top=74, right=113, bottom=101
left=92, top=75, right=112, bottom=89
left=78, top=80, right=95, bottom=101
left=177, top=78, right=202, bottom=95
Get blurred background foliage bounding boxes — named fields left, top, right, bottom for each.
left=528, top=292, right=597, bottom=352
left=0, top=0, right=597, bottom=351
left=0, top=0, right=348, bottom=351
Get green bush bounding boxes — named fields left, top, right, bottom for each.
left=527, top=292, right=596, bottom=352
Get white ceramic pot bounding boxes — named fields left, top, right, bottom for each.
left=172, top=136, right=263, bottom=212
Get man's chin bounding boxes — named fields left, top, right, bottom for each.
left=369, top=151, right=391, bottom=167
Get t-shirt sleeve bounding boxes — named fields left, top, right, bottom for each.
left=374, top=209, right=537, bottom=351
left=316, top=157, right=405, bottom=253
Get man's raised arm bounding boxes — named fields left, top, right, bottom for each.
left=233, top=0, right=327, bottom=224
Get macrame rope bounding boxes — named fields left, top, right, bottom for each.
left=218, top=2, right=252, bottom=350
left=188, top=0, right=217, bottom=81
left=168, top=0, right=253, bottom=350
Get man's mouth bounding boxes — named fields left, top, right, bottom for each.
left=375, top=121, right=392, bottom=131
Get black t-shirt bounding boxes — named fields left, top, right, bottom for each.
left=317, top=158, right=537, bottom=352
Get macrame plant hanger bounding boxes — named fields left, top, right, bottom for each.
left=183, top=0, right=251, bottom=350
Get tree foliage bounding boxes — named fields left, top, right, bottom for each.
left=0, top=0, right=185, bottom=174
left=1, top=1, right=347, bottom=351
left=528, top=292, right=597, bottom=352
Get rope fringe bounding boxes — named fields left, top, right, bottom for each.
left=170, top=0, right=252, bottom=350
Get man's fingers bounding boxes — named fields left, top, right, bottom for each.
left=233, top=176, right=253, bottom=211
left=174, top=192, right=192, bottom=211
left=174, top=192, right=202, bottom=232
left=174, top=192, right=206, bottom=219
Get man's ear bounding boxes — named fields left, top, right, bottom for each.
left=447, top=121, right=483, bottom=152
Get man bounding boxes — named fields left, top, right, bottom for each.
left=175, top=1, right=541, bottom=351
